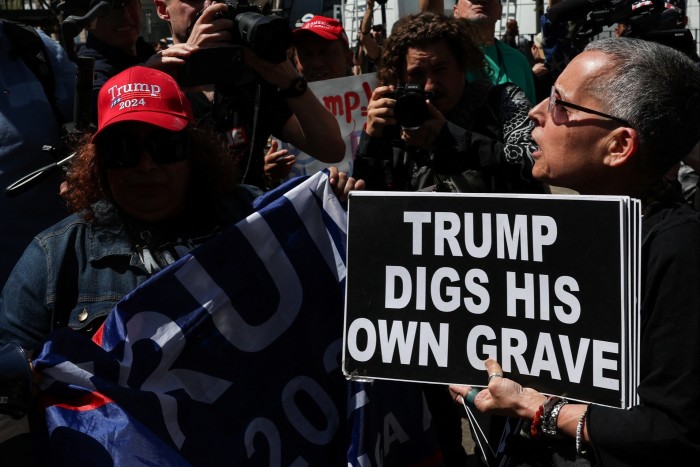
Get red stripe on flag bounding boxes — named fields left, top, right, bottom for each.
left=42, top=391, right=114, bottom=412
left=92, top=324, right=105, bottom=346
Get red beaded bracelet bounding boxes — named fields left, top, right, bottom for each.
left=530, top=404, right=545, bottom=438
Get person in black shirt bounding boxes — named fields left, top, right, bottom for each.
left=450, top=37, right=700, bottom=467
left=77, top=0, right=156, bottom=123
left=152, top=0, right=345, bottom=189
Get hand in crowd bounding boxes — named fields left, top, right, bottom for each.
left=143, top=43, right=198, bottom=76
left=449, top=358, right=545, bottom=419
left=532, top=62, right=549, bottom=78
left=263, top=139, right=295, bottom=187
left=185, top=3, right=234, bottom=47
left=328, top=167, right=365, bottom=203
left=144, top=2, right=234, bottom=79
left=243, top=47, right=299, bottom=89
left=365, top=85, right=397, bottom=138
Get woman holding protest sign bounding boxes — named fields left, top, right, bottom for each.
left=449, top=38, right=700, bottom=466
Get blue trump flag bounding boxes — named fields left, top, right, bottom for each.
left=32, top=171, right=442, bottom=466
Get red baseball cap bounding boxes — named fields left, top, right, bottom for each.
left=292, top=15, right=349, bottom=47
left=92, top=66, right=193, bottom=142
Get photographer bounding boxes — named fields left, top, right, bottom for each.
left=353, top=12, right=544, bottom=195
left=151, top=0, right=345, bottom=189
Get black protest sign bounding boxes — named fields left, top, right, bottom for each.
left=342, top=192, right=639, bottom=408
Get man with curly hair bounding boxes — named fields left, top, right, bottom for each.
left=353, top=12, right=543, bottom=195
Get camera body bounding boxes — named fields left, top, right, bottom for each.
left=552, top=0, right=688, bottom=39
left=178, top=1, right=291, bottom=86
left=554, top=0, right=698, bottom=59
left=177, top=46, right=247, bottom=86
left=389, top=83, right=434, bottom=130
left=210, top=0, right=292, bottom=64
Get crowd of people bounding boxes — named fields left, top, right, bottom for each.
left=1, top=0, right=699, bottom=465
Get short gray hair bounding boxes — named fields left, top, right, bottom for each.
left=584, top=37, right=700, bottom=173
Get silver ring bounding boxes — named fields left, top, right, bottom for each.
left=488, top=373, right=504, bottom=382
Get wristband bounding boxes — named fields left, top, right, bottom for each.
left=530, top=403, right=544, bottom=438
left=576, top=407, right=589, bottom=455
left=541, top=397, right=567, bottom=438
left=279, top=76, right=308, bottom=99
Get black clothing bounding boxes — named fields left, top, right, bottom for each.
left=186, top=77, right=293, bottom=190
left=77, top=35, right=155, bottom=124
left=532, top=63, right=555, bottom=106
left=354, top=78, right=544, bottom=467
left=586, top=192, right=700, bottom=466
left=490, top=189, right=700, bottom=466
left=353, top=79, right=544, bottom=194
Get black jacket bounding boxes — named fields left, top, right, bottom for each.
left=353, top=79, right=545, bottom=194
left=77, top=35, right=156, bottom=124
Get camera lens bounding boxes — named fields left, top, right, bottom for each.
left=236, top=12, right=292, bottom=63
left=394, top=90, right=430, bottom=129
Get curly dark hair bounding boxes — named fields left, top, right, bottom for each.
left=62, top=124, right=240, bottom=222
left=378, top=13, right=485, bottom=86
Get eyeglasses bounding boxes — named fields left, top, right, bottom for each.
left=548, top=86, right=631, bottom=127
left=98, top=129, right=191, bottom=169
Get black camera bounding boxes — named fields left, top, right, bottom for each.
left=177, top=46, right=247, bottom=86
left=548, top=0, right=698, bottom=60
left=389, top=84, right=434, bottom=130
left=207, top=0, right=292, bottom=64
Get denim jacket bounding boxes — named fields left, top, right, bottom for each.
left=0, top=185, right=260, bottom=352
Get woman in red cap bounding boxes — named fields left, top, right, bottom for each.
left=0, top=66, right=361, bottom=353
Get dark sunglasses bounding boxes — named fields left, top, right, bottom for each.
left=98, top=129, right=191, bottom=169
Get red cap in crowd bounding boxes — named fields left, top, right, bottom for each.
left=292, top=15, right=349, bottom=47
left=92, top=66, right=193, bottom=142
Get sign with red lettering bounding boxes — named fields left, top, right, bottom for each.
left=342, top=191, right=641, bottom=408
left=273, top=73, right=377, bottom=178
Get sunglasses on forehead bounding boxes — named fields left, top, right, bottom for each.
left=97, top=129, right=191, bottom=169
